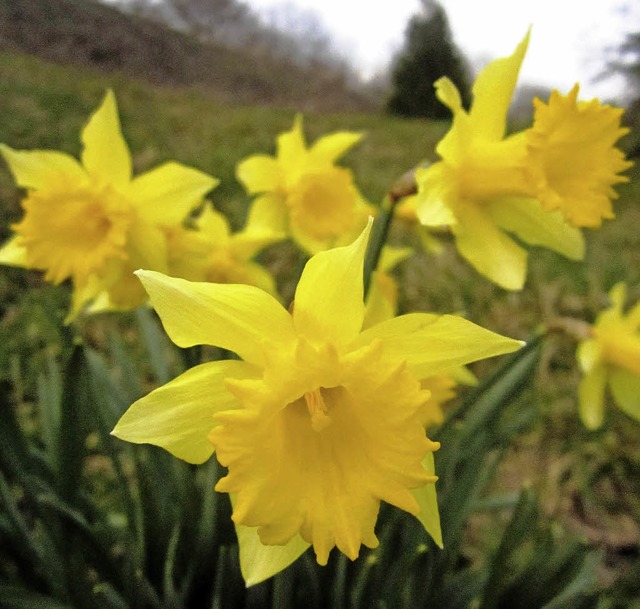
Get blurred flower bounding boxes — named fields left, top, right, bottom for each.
left=419, top=367, right=477, bottom=430
left=395, top=192, right=446, bottom=255
left=413, top=33, right=582, bottom=290
left=236, top=114, right=372, bottom=253
left=526, top=85, right=632, bottom=228
left=577, top=283, right=640, bottom=430
left=164, top=206, right=283, bottom=295
left=363, top=245, right=413, bottom=329
left=0, top=90, right=217, bottom=318
left=112, top=220, right=522, bottom=584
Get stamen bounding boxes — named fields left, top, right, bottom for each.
left=304, top=388, right=331, bottom=432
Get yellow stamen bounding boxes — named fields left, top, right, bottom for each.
left=304, top=388, right=332, bottom=432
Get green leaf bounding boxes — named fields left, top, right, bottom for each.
left=57, top=345, right=92, bottom=505
left=136, top=307, right=178, bottom=384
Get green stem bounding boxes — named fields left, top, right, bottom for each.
left=363, top=196, right=399, bottom=298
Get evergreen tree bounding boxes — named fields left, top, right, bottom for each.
left=387, top=0, right=471, bottom=119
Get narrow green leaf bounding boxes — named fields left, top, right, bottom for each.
left=108, top=327, right=144, bottom=402
left=136, top=307, right=177, bottom=384
left=479, top=487, right=539, bottom=609
left=57, top=345, right=91, bottom=505
left=36, top=349, right=62, bottom=458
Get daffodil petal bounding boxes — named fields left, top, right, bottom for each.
left=81, top=90, right=131, bottom=188
left=136, top=270, right=295, bottom=365
left=608, top=282, right=626, bottom=313
left=434, top=76, right=463, bottom=114
left=128, top=162, right=218, bottom=224
left=235, top=525, right=310, bottom=586
left=453, top=203, right=527, bottom=290
left=609, top=367, right=640, bottom=424
left=576, top=339, right=602, bottom=373
left=236, top=154, right=282, bottom=195
left=414, top=164, right=458, bottom=226
left=277, top=114, right=306, bottom=170
left=578, top=364, right=607, bottom=430
left=379, top=245, right=413, bottom=272
left=113, top=360, right=253, bottom=462
left=0, top=145, right=86, bottom=189
left=309, top=131, right=363, bottom=163
left=229, top=231, right=283, bottom=262
left=357, top=313, right=523, bottom=379
left=489, top=197, right=585, bottom=260
left=293, top=218, right=372, bottom=344
left=197, top=206, right=231, bottom=242
left=127, top=217, right=168, bottom=272
left=471, top=30, right=530, bottom=140
left=0, top=236, right=27, bottom=267
left=411, top=452, right=442, bottom=548
left=240, top=262, right=278, bottom=296
left=246, top=193, right=289, bottom=235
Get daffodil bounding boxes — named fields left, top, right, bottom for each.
left=164, top=206, right=283, bottom=295
left=526, top=85, right=632, bottom=228
left=413, top=31, right=629, bottom=290
left=419, top=367, right=477, bottom=430
left=363, top=245, right=413, bottom=329
left=236, top=115, right=372, bottom=254
left=385, top=188, right=444, bottom=259
left=577, top=283, right=640, bottom=429
left=112, top=220, right=523, bottom=584
left=0, top=90, right=217, bottom=318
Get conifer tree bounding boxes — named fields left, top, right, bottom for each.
left=387, top=0, right=471, bottom=119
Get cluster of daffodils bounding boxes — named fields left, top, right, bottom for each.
left=0, top=92, right=219, bottom=318
left=0, top=29, right=636, bottom=585
left=412, top=31, right=632, bottom=290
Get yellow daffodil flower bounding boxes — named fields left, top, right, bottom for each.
left=112, top=220, right=523, bottom=584
left=395, top=193, right=445, bottom=255
left=164, top=206, right=283, bottom=295
left=419, top=367, right=477, bottom=430
left=577, top=283, right=640, bottom=429
left=236, top=115, right=372, bottom=254
left=0, top=90, right=217, bottom=318
left=414, top=31, right=630, bottom=290
left=363, top=245, right=414, bottom=329
left=526, top=85, right=632, bottom=228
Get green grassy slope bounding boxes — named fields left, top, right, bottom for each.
left=0, top=50, right=448, bottom=228
left=0, top=0, right=375, bottom=112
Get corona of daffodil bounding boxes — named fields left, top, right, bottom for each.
left=413, top=31, right=631, bottom=290
left=526, top=85, right=631, bottom=228
left=236, top=115, right=372, bottom=254
left=577, top=283, right=640, bottom=430
left=112, top=220, right=523, bottom=585
left=0, top=90, right=217, bottom=318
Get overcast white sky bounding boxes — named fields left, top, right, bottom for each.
left=247, top=0, right=635, bottom=101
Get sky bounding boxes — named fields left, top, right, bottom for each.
left=247, top=0, right=635, bottom=102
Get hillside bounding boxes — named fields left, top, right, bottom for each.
left=0, top=0, right=375, bottom=112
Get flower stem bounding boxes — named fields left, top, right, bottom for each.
left=363, top=169, right=418, bottom=298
